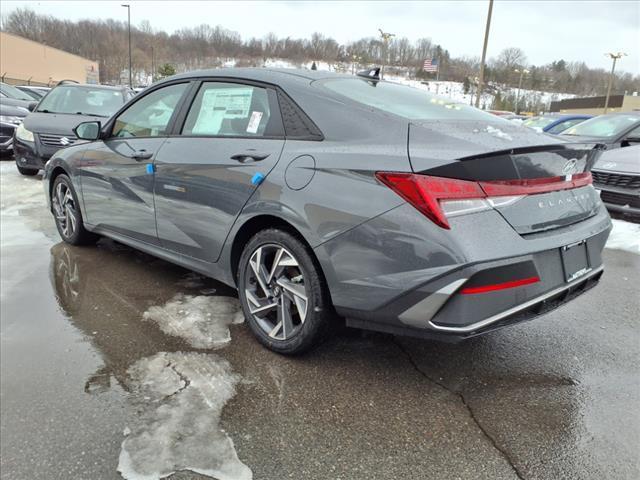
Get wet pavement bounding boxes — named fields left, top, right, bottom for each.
left=1, top=161, right=639, bottom=480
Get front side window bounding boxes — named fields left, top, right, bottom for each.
left=112, top=83, right=188, bottom=138
left=182, top=82, right=272, bottom=137
left=322, top=78, right=497, bottom=121
left=37, top=86, right=126, bottom=117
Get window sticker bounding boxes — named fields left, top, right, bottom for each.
left=246, top=111, right=263, bottom=134
left=192, top=87, right=254, bottom=135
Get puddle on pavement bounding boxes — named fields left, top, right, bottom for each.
left=49, top=241, right=252, bottom=480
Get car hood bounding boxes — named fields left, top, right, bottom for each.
left=408, top=119, right=566, bottom=171
left=23, top=112, right=106, bottom=135
left=0, top=103, right=29, bottom=118
left=593, top=146, right=640, bottom=174
left=0, top=97, right=32, bottom=109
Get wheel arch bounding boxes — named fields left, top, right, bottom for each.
left=228, top=214, right=333, bottom=293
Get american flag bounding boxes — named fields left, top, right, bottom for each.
left=423, top=58, right=438, bottom=72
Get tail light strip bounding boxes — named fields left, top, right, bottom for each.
left=375, top=172, right=593, bottom=229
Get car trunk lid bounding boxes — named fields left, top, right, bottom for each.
left=408, top=121, right=604, bottom=234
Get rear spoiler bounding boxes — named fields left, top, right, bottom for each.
left=419, top=143, right=607, bottom=182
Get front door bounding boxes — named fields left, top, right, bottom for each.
left=153, top=81, right=285, bottom=262
left=80, top=82, right=190, bottom=245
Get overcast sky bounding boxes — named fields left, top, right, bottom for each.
left=3, top=0, right=639, bottom=74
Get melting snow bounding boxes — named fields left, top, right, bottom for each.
left=143, top=294, right=245, bottom=349
left=606, top=219, right=640, bottom=255
left=118, top=352, right=252, bottom=480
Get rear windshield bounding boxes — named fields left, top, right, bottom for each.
left=37, top=86, right=126, bottom=117
left=323, top=78, right=497, bottom=121
left=563, top=114, right=639, bottom=138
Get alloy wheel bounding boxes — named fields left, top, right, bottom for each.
left=244, top=244, right=308, bottom=340
left=52, top=182, right=77, bottom=238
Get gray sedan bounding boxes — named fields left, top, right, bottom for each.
left=43, top=68, right=612, bottom=354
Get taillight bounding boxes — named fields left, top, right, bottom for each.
left=375, top=173, right=485, bottom=229
left=375, top=171, right=593, bottom=229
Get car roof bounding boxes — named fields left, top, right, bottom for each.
left=54, top=83, right=131, bottom=92
left=169, top=67, right=349, bottom=86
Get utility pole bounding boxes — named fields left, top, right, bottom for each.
left=514, top=68, right=529, bottom=114
left=475, top=0, right=493, bottom=108
left=122, top=4, right=132, bottom=87
left=151, top=45, right=155, bottom=83
left=603, top=52, right=627, bottom=114
left=378, top=28, right=395, bottom=79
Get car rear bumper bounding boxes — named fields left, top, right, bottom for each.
left=316, top=200, right=611, bottom=340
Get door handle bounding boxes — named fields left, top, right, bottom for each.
left=230, top=152, right=270, bottom=163
left=130, top=150, right=153, bottom=161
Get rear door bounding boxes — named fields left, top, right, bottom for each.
left=153, top=80, right=285, bottom=262
left=80, top=82, right=191, bottom=245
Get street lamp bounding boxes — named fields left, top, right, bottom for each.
left=378, top=28, right=395, bottom=79
left=514, top=68, right=530, bottom=114
left=121, top=4, right=132, bottom=88
left=603, top=52, right=627, bottom=114
left=475, top=0, right=494, bottom=108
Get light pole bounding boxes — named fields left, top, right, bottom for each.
left=475, top=0, right=494, bottom=108
left=121, top=4, right=132, bottom=87
left=514, top=68, right=529, bottom=114
left=603, top=52, right=627, bottom=114
left=378, top=28, right=395, bottom=79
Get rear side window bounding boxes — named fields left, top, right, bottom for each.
left=182, top=82, right=272, bottom=137
left=113, top=83, right=188, bottom=138
left=546, top=118, right=586, bottom=134
left=323, top=78, right=497, bottom=121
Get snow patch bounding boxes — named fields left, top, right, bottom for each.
left=606, top=219, right=640, bottom=255
left=118, top=352, right=251, bottom=480
left=143, top=294, right=245, bottom=349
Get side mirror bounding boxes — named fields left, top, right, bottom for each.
left=74, top=121, right=101, bottom=141
left=27, top=101, right=38, bottom=112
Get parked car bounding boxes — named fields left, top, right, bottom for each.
left=16, top=85, right=50, bottom=100
left=43, top=68, right=610, bottom=354
left=0, top=103, right=29, bottom=154
left=561, top=112, right=640, bottom=148
left=522, top=114, right=592, bottom=134
left=13, top=83, right=134, bottom=175
left=592, top=145, right=640, bottom=219
left=0, top=82, right=37, bottom=111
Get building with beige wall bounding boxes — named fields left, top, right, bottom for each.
left=0, top=32, right=99, bottom=86
left=550, top=94, right=640, bottom=115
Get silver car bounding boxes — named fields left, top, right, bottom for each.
left=43, top=68, right=612, bottom=354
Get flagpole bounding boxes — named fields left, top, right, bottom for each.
left=436, top=56, right=440, bottom=82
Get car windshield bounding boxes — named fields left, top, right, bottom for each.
left=562, top=114, right=640, bottom=138
left=0, top=82, right=35, bottom=101
left=37, top=86, right=125, bottom=117
left=323, top=78, right=496, bottom=121
left=522, top=116, right=556, bottom=129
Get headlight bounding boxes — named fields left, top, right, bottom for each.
left=0, top=115, right=22, bottom=125
left=15, top=123, right=34, bottom=142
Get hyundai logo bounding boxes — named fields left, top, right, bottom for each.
left=59, top=137, right=71, bottom=146
left=562, top=159, right=579, bottom=175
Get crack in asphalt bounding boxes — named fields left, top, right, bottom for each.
left=392, top=338, right=526, bottom=480
left=166, top=362, right=192, bottom=399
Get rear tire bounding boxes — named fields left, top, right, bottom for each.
left=238, top=228, right=334, bottom=354
left=16, top=164, right=38, bottom=176
left=51, top=174, right=98, bottom=245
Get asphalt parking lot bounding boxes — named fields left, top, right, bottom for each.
left=1, top=160, right=639, bottom=480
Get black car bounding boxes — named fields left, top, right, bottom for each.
left=0, top=82, right=37, bottom=111
left=560, top=112, right=640, bottom=149
left=0, top=103, right=29, bottom=154
left=592, top=145, right=640, bottom=218
left=14, top=83, right=134, bottom=175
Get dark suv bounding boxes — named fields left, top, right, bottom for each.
left=14, top=83, right=134, bottom=175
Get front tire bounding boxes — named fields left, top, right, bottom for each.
left=238, top=229, right=334, bottom=354
left=51, top=174, right=98, bottom=245
left=16, top=164, right=38, bottom=176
